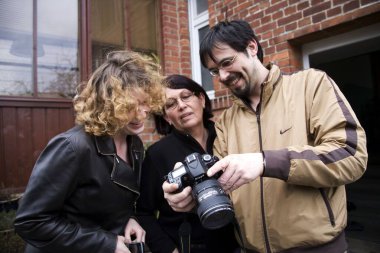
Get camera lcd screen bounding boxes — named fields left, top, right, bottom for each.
left=171, top=166, right=186, bottom=178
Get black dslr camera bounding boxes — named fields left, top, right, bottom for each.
left=126, top=242, right=144, bottom=253
left=166, top=153, right=235, bottom=229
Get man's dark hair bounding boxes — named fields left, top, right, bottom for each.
left=200, top=20, right=263, bottom=67
left=154, top=74, right=213, bottom=135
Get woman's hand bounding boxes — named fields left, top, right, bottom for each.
left=115, top=235, right=131, bottom=253
left=124, top=218, right=146, bottom=244
left=162, top=181, right=196, bottom=212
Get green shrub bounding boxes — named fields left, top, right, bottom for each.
left=0, top=209, right=25, bottom=253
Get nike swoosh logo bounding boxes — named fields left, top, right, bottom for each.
left=280, top=126, right=292, bottom=134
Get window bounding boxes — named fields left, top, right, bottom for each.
left=188, top=0, right=214, bottom=98
left=0, top=0, right=79, bottom=98
left=91, top=0, right=160, bottom=70
left=0, top=0, right=160, bottom=98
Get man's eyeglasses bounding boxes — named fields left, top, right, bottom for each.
left=164, top=92, right=195, bottom=111
left=209, top=55, right=237, bottom=77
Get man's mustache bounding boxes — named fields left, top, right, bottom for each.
left=221, top=73, right=240, bottom=86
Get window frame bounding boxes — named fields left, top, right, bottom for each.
left=302, top=23, right=380, bottom=69
left=188, top=1, right=214, bottom=99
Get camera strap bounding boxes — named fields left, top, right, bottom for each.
left=233, top=216, right=247, bottom=253
left=179, top=220, right=191, bottom=253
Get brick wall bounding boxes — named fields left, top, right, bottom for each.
left=207, top=0, right=380, bottom=114
left=140, top=0, right=380, bottom=144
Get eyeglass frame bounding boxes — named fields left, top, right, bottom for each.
left=209, top=54, right=238, bottom=77
left=164, top=91, right=197, bottom=111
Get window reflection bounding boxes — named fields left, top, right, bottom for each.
left=91, top=0, right=159, bottom=71
left=129, top=0, right=158, bottom=54
left=0, top=0, right=79, bottom=98
left=91, top=0, right=125, bottom=70
left=0, top=0, right=33, bottom=96
left=37, top=0, right=79, bottom=98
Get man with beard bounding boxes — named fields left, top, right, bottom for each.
left=162, top=20, right=368, bottom=253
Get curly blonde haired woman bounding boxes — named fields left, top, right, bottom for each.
left=15, top=50, right=164, bottom=253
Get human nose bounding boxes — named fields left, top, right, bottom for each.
left=176, top=98, right=187, bottom=109
left=218, top=68, right=230, bottom=81
left=136, top=105, right=149, bottom=117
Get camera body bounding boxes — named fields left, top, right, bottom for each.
left=127, top=242, right=144, bottom=253
left=166, top=153, right=235, bottom=229
left=166, top=153, right=219, bottom=191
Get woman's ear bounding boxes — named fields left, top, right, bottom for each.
left=199, top=93, right=206, bottom=108
left=163, top=114, right=172, bottom=125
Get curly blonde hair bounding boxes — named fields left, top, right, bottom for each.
left=73, top=50, right=164, bottom=136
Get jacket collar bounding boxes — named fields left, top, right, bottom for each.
left=172, top=120, right=216, bottom=154
left=94, top=135, right=142, bottom=194
left=232, top=62, right=282, bottom=110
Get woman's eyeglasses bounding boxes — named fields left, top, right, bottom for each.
left=209, top=55, right=237, bottom=77
left=164, top=92, right=195, bottom=111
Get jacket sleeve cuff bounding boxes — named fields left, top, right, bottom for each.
left=262, top=149, right=290, bottom=181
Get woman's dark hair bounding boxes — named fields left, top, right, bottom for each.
left=154, top=74, right=213, bottom=135
left=200, top=20, right=263, bottom=67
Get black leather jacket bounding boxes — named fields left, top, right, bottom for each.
left=14, top=125, right=144, bottom=253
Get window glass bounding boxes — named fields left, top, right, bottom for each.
left=0, top=1, right=79, bottom=98
left=37, top=0, right=79, bottom=98
left=196, top=0, right=208, bottom=15
left=129, top=0, right=158, bottom=55
left=199, top=26, right=213, bottom=91
left=0, top=0, right=33, bottom=96
left=91, top=0, right=159, bottom=71
left=91, top=0, right=125, bottom=70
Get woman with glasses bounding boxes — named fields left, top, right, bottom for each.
left=14, top=50, right=164, bottom=253
left=136, top=74, right=238, bottom=253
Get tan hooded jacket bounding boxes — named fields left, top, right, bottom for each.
left=214, top=64, right=368, bottom=253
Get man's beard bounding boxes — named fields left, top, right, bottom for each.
left=222, top=72, right=252, bottom=99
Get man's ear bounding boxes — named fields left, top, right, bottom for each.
left=247, top=40, right=258, bottom=57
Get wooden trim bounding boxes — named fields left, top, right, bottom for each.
left=33, top=0, right=38, bottom=96
left=124, top=0, right=131, bottom=49
left=80, top=0, right=91, bottom=81
left=0, top=97, right=73, bottom=108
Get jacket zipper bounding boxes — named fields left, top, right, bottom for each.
left=257, top=84, right=272, bottom=253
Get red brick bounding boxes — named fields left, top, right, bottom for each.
left=277, top=12, right=302, bottom=26
left=312, top=12, right=327, bottom=23
left=298, top=17, right=312, bottom=27
left=272, top=10, right=284, bottom=20
left=311, top=0, right=325, bottom=5
left=362, top=0, right=380, bottom=5
left=284, top=5, right=297, bottom=16
left=327, top=6, right=342, bottom=17
left=343, top=0, right=360, bottom=12
left=303, top=2, right=331, bottom=17
left=275, top=42, right=289, bottom=52
left=332, top=0, right=348, bottom=6
left=265, top=1, right=288, bottom=15
left=265, top=46, right=276, bottom=55
left=297, top=1, right=310, bottom=11
left=285, top=22, right=298, bottom=32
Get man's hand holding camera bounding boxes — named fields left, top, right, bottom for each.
left=207, top=153, right=265, bottom=193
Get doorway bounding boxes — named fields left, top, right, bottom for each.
left=304, top=28, right=380, bottom=252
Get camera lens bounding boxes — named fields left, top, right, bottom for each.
left=192, top=179, right=235, bottom=229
